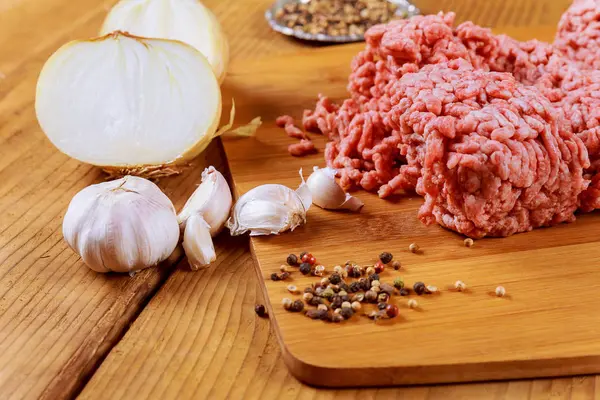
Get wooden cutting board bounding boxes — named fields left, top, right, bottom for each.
left=220, top=27, right=600, bottom=387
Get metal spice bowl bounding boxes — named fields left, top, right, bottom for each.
left=265, top=0, right=420, bottom=43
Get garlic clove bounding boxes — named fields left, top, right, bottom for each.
left=340, top=193, right=365, bottom=212
left=63, top=176, right=180, bottom=273
left=306, top=166, right=364, bottom=212
left=296, top=168, right=313, bottom=213
left=226, top=170, right=311, bottom=236
left=183, top=213, right=216, bottom=270
left=177, top=166, right=232, bottom=237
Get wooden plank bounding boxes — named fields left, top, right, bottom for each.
left=80, top=0, right=600, bottom=396
left=0, top=0, right=309, bottom=398
left=216, top=39, right=600, bottom=386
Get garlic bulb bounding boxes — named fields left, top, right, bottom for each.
left=226, top=171, right=312, bottom=236
left=35, top=32, right=222, bottom=175
left=177, top=166, right=232, bottom=236
left=306, top=167, right=364, bottom=211
left=182, top=213, right=216, bottom=270
left=101, top=0, right=229, bottom=83
left=63, top=176, right=180, bottom=273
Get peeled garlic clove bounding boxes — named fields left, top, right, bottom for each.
left=35, top=32, right=222, bottom=173
left=306, top=167, right=364, bottom=212
left=226, top=172, right=312, bottom=236
left=177, top=166, right=232, bottom=236
left=62, top=176, right=180, bottom=273
left=183, top=213, right=216, bottom=270
left=101, top=0, right=229, bottom=83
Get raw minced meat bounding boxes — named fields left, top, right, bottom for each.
left=555, top=0, right=600, bottom=70
left=388, top=61, right=589, bottom=237
left=279, top=4, right=600, bottom=237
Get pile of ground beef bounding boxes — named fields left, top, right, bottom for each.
left=280, top=1, right=600, bottom=237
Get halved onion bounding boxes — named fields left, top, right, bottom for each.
left=35, top=32, right=222, bottom=175
left=100, top=0, right=229, bottom=83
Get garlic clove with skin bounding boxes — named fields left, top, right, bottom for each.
left=177, top=166, right=232, bottom=236
left=226, top=171, right=312, bottom=236
left=182, top=213, right=216, bottom=270
left=62, top=176, right=180, bottom=273
left=306, top=167, right=364, bottom=212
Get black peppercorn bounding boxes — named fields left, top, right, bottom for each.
left=308, top=296, right=324, bottom=306
left=399, top=288, right=410, bottom=296
left=340, top=294, right=350, bottom=303
left=279, top=271, right=290, bottom=280
left=380, top=283, right=394, bottom=296
left=329, top=273, right=342, bottom=285
left=287, top=254, right=298, bottom=266
left=349, top=281, right=361, bottom=293
left=331, top=295, right=343, bottom=309
left=365, top=290, right=378, bottom=303
left=306, top=309, right=328, bottom=320
left=291, top=300, right=305, bottom=312
left=359, top=278, right=370, bottom=291
left=369, top=273, right=380, bottom=282
left=270, top=273, right=280, bottom=281
left=377, top=302, right=387, bottom=310
left=379, top=252, right=393, bottom=264
left=299, top=263, right=312, bottom=275
left=255, top=304, right=268, bottom=318
left=392, top=260, right=401, bottom=270
left=340, top=307, right=354, bottom=320
left=339, top=282, right=350, bottom=292
left=414, top=281, right=426, bottom=295
left=330, top=313, right=344, bottom=323
left=304, top=287, right=314, bottom=294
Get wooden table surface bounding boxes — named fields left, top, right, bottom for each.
left=2, top=0, right=598, bottom=399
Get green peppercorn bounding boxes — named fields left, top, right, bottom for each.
left=287, top=254, right=298, bottom=266
left=379, top=252, right=393, bottom=264
left=299, top=263, right=312, bottom=275
left=329, top=273, right=342, bottom=285
left=414, top=281, right=426, bottom=295
left=393, top=277, right=405, bottom=289
left=340, top=307, right=354, bottom=319
left=270, top=273, right=280, bottom=281
left=255, top=304, right=268, bottom=318
left=322, top=287, right=335, bottom=300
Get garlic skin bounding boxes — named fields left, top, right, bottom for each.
left=182, top=213, right=216, bottom=270
left=177, top=166, right=232, bottom=236
left=226, top=171, right=312, bottom=236
left=101, top=0, right=229, bottom=83
left=63, top=176, right=180, bottom=273
left=306, top=167, right=364, bottom=211
left=35, top=32, right=222, bottom=172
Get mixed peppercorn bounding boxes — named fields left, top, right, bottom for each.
left=261, top=242, right=506, bottom=323
left=274, top=0, right=401, bottom=38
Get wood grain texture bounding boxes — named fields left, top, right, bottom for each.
left=3, top=0, right=596, bottom=398
left=81, top=0, right=600, bottom=398
left=0, top=0, right=282, bottom=398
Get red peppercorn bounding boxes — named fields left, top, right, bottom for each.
left=385, top=304, right=399, bottom=318
left=307, top=255, right=317, bottom=265
left=374, top=261, right=385, bottom=274
left=301, top=253, right=312, bottom=263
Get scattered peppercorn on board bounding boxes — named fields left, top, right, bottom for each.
left=221, top=35, right=600, bottom=387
